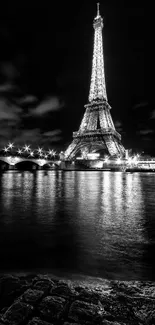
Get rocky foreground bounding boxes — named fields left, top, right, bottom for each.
left=0, top=274, right=155, bottom=325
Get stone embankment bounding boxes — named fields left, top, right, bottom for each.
left=0, top=274, right=155, bottom=325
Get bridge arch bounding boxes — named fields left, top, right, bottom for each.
left=0, top=158, right=10, bottom=170
left=15, top=160, right=41, bottom=170
left=0, top=156, right=59, bottom=169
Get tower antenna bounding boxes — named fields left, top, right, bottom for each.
left=97, top=2, right=100, bottom=17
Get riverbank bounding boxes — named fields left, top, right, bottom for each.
left=0, top=273, right=155, bottom=325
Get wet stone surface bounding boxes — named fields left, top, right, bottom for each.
left=19, top=289, right=44, bottom=305
left=39, top=295, right=68, bottom=322
left=28, top=317, right=54, bottom=325
left=0, top=274, right=155, bottom=324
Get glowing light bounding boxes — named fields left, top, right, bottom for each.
left=8, top=142, right=14, bottom=149
left=48, top=149, right=53, bottom=155
left=23, top=145, right=30, bottom=152
left=116, top=158, right=121, bottom=164
left=3, top=147, right=9, bottom=152
left=37, top=147, right=43, bottom=155
left=44, top=155, right=48, bottom=159
left=17, top=149, right=22, bottom=154
left=37, top=159, right=46, bottom=167
left=89, top=5, right=107, bottom=102
left=30, top=151, right=34, bottom=156
left=104, top=157, right=109, bottom=163
left=7, top=156, right=19, bottom=165
left=128, top=157, right=133, bottom=164
left=87, top=153, right=100, bottom=160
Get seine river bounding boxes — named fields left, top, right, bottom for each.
left=0, top=170, right=155, bottom=280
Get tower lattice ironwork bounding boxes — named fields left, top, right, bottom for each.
left=65, top=3, right=125, bottom=160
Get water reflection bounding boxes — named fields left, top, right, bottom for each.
left=0, top=170, right=155, bottom=279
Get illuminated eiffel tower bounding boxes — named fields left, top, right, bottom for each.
left=65, top=3, right=125, bottom=160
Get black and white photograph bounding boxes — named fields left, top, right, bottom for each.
left=0, top=1, right=154, bottom=324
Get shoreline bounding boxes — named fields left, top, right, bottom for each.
left=0, top=272, right=155, bottom=325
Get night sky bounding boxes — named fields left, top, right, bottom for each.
left=0, top=1, right=153, bottom=155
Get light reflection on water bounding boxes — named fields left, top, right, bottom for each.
left=0, top=170, right=155, bottom=280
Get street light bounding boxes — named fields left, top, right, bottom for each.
left=3, top=147, right=9, bottom=153
left=17, top=149, right=22, bottom=155
left=48, top=149, right=53, bottom=156
left=23, top=145, right=30, bottom=152
left=37, top=147, right=43, bottom=155
left=8, top=142, right=14, bottom=149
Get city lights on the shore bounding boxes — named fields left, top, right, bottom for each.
left=87, top=153, right=100, bottom=160
left=52, top=151, right=56, bottom=156
left=3, top=147, right=9, bottom=152
left=1, top=142, right=58, bottom=161
left=37, top=147, right=43, bottom=155
left=8, top=142, right=14, bottom=149
left=48, top=149, right=53, bottom=155
left=1, top=141, right=155, bottom=172
left=104, top=157, right=109, bottom=163
left=116, top=158, right=121, bottom=164
left=24, top=145, right=30, bottom=152
left=37, top=159, right=47, bottom=166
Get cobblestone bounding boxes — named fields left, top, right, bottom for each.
left=28, top=317, right=54, bottom=325
left=1, top=301, right=33, bottom=325
left=19, top=289, right=44, bottom=305
left=0, top=274, right=154, bottom=325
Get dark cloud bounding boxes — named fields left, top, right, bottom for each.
left=0, top=99, right=22, bottom=121
left=0, top=126, right=63, bottom=149
left=29, top=97, right=63, bottom=116
left=132, top=102, right=149, bottom=110
left=41, top=135, right=62, bottom=144
left=0, top=90, right=63, bottom=149
left=0, top=126, right=12, bottom=138
left=138, top=129, right=154, bottom=135
left=13, top=129, right=41, bottom=145
left=42, top=129, right=62, bottom=145
left=0, top=120, right=18, bottom=146
left=115, top=120, right=122, bottom=128
left=43, top=129, right=62, bottom=137
left=140, top=136, right=152, bottom=142
left=115, top=120, right=123, bottom=132
left=0, top=83, right=17, bottom=93
left=18, top=95, right=37, bottom=105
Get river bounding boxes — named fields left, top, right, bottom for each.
left=0, top=170, right=155, bottom=280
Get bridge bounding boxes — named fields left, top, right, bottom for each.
left=1, top=155, right=155, bottom=171
left=0, top=156, right=61, bottom=169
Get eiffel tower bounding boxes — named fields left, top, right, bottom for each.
left=65, top=3, right=125, bottom=160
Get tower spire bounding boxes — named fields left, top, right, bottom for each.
left=97, top=2, right=100, bottom=17
left=89, top=4, right=107, bottom=102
